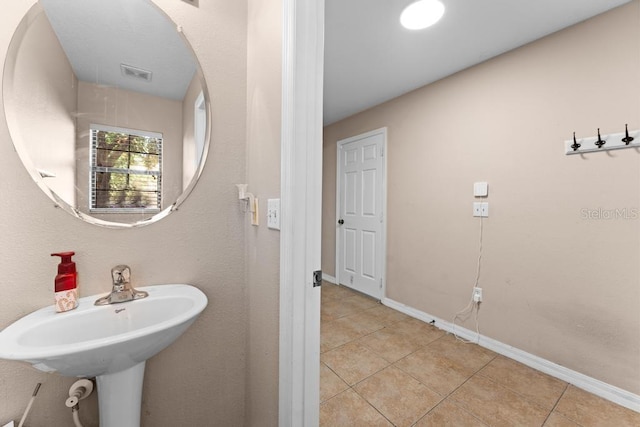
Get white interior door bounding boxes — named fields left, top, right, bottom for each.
left=337, top=128, right=386, bottom=299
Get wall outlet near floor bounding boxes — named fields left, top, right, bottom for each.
left=473, top=287, right=483, bottom=303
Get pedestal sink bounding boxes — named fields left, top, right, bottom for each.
left=0, top=284, right=207, bottom=427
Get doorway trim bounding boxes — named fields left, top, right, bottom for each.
left=279, top=0, right=324, bottom=426
left=335, top=127, right=388, bottom=300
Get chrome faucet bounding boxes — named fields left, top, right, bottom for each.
left=94, top=265, right=149, bottom=305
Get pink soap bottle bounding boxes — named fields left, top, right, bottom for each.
left=51, top=252, right=79, bottom=313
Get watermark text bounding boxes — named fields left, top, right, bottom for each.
left=580, top=207, right=639, bottom=220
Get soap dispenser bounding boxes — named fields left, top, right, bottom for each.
left=51, top=252, right=78, bottom=313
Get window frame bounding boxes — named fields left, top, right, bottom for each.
left=89, top=124, right=163, bottom=214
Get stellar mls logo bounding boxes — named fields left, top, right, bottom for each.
left=580, top=207, right=639, bottom=220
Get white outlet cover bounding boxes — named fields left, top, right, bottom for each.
left=473, top=202, right=489, bottom=217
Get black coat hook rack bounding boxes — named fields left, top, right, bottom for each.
left=622, top=124, right=634, bottom=145
left=594, top=128, right=606, bottom=148
left=565, top=125, right=639, bottom=155
left=571, top=132, right=581, bottom=151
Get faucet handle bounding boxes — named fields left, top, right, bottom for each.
left=95, top=265, right=147, bottom=306
left=111, top=265, right=131, bottom=288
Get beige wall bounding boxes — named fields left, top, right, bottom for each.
left=3, top=3, right=77, bottom=205
left=323, top=1, right=640, bottom=395
left=245, top=0, right=282, bottom=424
left=0, top=1, right=249, bottom=426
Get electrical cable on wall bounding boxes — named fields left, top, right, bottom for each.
left=452, top=215, right=484, bottom=344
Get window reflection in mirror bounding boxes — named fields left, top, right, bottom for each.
left=89, top=125, right=162, bottom=213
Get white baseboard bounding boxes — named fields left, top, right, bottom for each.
left=382, top=297, right=640, bottom=413
left=322, top=273, right=337, bottom=284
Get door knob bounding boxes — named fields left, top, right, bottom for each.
left=338, top=219, right=344, bottom=225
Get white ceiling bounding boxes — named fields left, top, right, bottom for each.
left=40, top=0, right=196, bottom=101
left=37, top=0, right=631, bottom=118
left=324, top=0, right=631, bottom=125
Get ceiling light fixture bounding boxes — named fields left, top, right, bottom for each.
left=400, top=0, right=445, bottom=30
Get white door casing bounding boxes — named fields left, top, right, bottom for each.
left=336, top=128, right=387, bottom=300
left=279, top=0, right=323, bottom=425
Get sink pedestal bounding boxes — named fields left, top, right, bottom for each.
left=96, top=362, right=146, bottom=427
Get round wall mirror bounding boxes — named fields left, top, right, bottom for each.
left=3, top=0, right=210, bottom=228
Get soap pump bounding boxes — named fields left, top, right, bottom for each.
left=51, top=252, right=78, bottom=313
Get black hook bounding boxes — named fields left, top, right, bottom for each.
left=571, top=132, right=581, bottom=151
left=594, top=128, right=606, bottom=148
left=622, top=124, right=634, bottom=145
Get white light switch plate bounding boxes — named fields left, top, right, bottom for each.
left=267, top=199, right=281, bottom=230
left=474, top=182, right=488, bottom=197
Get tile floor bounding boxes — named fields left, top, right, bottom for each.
left=320, top=282, right=640, bottom=427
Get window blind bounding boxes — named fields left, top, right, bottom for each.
left=90, top=126, right=162, bottom=212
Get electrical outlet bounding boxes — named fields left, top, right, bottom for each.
left=473, top=202, right=489, bottom=217
left=473, top=287, right=482, bottom=303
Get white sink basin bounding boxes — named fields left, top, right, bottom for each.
left=0, top=284, right=207, bottom=427
left=0, top=284, right=207, bottom=376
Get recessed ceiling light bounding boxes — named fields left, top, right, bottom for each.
left=400, top=0, right=445, bottom=30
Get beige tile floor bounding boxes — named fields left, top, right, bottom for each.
left=320, top=282, right=640, bottom=427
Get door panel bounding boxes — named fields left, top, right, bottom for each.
left=363, top=143, right=377, bottom=161
left=344, top=228, right=357, bottom=274
left=361, top=230, right=376, bottom=279
left=362, top=168, right=376, bottom=215
left=345, top=172, right=357, bottom=215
